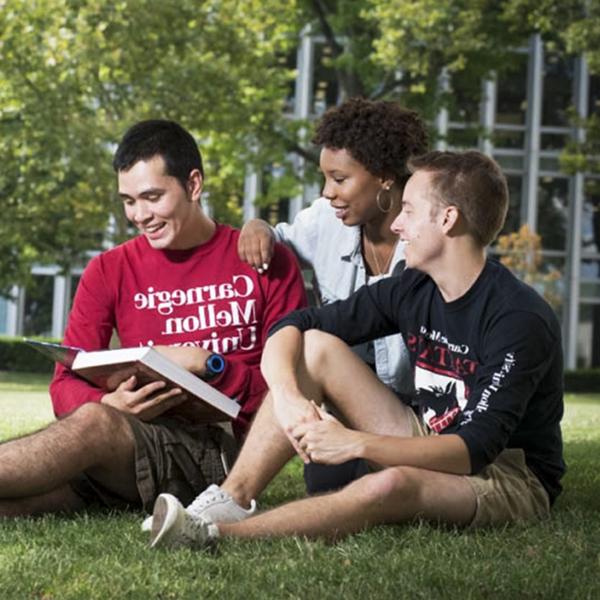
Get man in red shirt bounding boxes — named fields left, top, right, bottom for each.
left=0, top=120, right=306, bottom=517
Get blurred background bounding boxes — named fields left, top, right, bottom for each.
left=0, top=0, right=598, bottom=369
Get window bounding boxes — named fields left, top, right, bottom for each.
left=588, top=74, right=600, bottom=118
left=499, top=174, right=523, bottom=235
left=312, top=42, right=340, bottom=116
left=448, top=70, right=481, bottom=124
left=446, top=127, right=479, bottom=149
left=580, top=271, right=600, bottom=298
left=540, top=132, right=570, bottom=151
left=22, top=275, right=54, bottom=337
left=493, top=130, right=525, bottom=149
left=0, top=297, right=7, bottom=335
left=280, top=49, right=298, bottom=115
left=583, top=180, right=600, bottom=255
left=577, top=302, right=600, bottom=367
left=537, top=176, right=569, bottom=251
left=496, top=52, right=528, bottom=126
left=539, top=154, right=561, bottom=172
left=542, top=53, right=575, bottom=127
left=70, top=274, right=81, bottom=304
left=259, top=199, right=290, bottom=225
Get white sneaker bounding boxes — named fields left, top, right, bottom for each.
left=142, top=484, right=256, bottom=534
left=141, top=515, right=153, bottom=532
left=150, top=494, right=218, bottom=549
left=149, top=485, right=256, bottom=549
left=185, top=484, right=257, bottom=523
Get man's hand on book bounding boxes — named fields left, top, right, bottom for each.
left=101, top=375, right=186, bottom=421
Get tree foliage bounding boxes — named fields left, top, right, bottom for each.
left=366, top=0, right=600, bottom=146
left=364, top=0, right=526, bottom=113
left=0, top=0, right=302, bottom=292
left=497, top=225, right=562, bottom=309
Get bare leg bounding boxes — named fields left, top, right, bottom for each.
left=222, top=351, right=324, bottom=506
left=0, top=403, right=139, bottom=515
left=0, top=486, right=85, bottom=517
left=219, top=466, right=477, bottom=540
left=222, top=330, right=414, bottom=507
left=220, top=392, right=295, bottom=507
left=302, top=330, right=414, bottom=436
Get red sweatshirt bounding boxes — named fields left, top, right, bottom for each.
left=50, top=224, right=307, bottom=436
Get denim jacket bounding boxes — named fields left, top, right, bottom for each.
left=273, top=197, right=413, bottom=395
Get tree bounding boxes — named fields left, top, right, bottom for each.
left=364, top=0, right=526, bottom=115
left=0, top=0, right=303, bottom=292
left=496, top=225, right=562, bottom=310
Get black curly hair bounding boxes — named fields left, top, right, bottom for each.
left=312, top=97, right=428, bottom=186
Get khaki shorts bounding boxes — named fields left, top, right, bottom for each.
left=71, top=416, right=239, bottom=513
left=407, top=409, right=550, bottom=528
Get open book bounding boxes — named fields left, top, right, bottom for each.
left=24, top=339, right=240, bottom=422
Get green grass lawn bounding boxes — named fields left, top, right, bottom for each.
left=0, top=375, right=599, bottom=599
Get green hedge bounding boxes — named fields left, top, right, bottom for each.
left=0, top=336, right=59, bottom=374
left=0, top=335, right=599, bottom=390
left=563, top=369, right=600, bottom=394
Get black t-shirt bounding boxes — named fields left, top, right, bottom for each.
left=271, top=258, right=565, bottom=503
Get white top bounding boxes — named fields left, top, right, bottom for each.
left=273, top=196, right=413, bottom=395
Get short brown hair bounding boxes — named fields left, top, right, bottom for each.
left=408, top=151, right=509, bottom=247
left=312, top=97, right=428, bottom=187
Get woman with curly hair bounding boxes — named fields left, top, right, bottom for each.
left=238, top=97, right=428, bottom=492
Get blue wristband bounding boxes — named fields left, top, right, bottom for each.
left=204, top=353, right=226, bottom=380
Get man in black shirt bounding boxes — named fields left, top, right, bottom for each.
left=149, top=151, right=564, bottom=548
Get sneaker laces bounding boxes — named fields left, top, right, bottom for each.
left=186, top=485, right=228, bottom=518
left=179, top=513, right=218, bottom=548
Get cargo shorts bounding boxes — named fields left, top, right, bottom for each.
left=407, top=409, right=551, bottom=527
left=70, top=415, right=239, bottom=513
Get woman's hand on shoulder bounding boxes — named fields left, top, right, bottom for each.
left=238, top=219, right=275, bottom=273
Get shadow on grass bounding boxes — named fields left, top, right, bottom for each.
left=261, top=458, right=305, bottom=508
left=554, top=438, right=600, bottom=513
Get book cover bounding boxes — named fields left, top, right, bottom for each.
left=23, top=339, right=82, bottom=368
left=24, top=340, right=239, bottom=422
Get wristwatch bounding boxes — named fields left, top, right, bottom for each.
left=204, top=353, right=226, bottom=380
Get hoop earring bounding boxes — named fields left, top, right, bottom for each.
left=376, top=186, right=393, bottom=213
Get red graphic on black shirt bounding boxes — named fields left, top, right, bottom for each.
left=417, top=375, right=462, bottom=432
left=407, top=331, right=478, bottom=432
left=406, top=331, right=478, bottom=378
